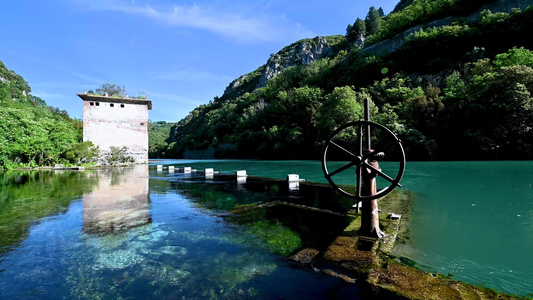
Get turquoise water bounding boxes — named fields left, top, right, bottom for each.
left=1, top=160, right=532, bottom=297
left=154, top=159, right=533, bottom=297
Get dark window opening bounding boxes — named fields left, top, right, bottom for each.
left=140, top=122, right=145, bottom=126
left=110, top=103, right=114, bottom=107
left=89, top=102, right=94, bottom=106
left=96, top=102, right=100, bottom=106
left=120, top=104, right=125, bottom=108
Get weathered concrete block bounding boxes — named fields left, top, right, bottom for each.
left=387, top=213, right=401, bottom=220
left=288, top=182, right=299, bottom=191
left=287, top=174, right=299, bottom=182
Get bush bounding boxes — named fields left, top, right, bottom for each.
left=61, top=141, right=100, bottom=166
left=105, top=146, right=135, bottom=165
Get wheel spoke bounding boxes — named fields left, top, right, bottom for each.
left=326, top=161, right=357, bottom=178
left=363, top=162, right=402, bottom=187
left=329, top=141, right=357, bottom=158
left=363, top=149, right=383, bottom=160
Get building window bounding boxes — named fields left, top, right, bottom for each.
left=120, top=104, right=125, bottom=108
left=96, top=102, right=100, bottom=106
left=89, top=102, right=94, bottom=106
left=140, top=122, right=145, bottom=126
left=110, top=103, right=114, bottom=107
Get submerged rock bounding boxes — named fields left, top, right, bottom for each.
left=159, top=245, right=187, bottom=256
left=136, top=230, right=169, bottom=242
left=93, top=249, right=145, bottom=270
left=291, top=248, right=320, bottom=264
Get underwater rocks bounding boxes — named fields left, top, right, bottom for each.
left=136, top=229, right=169, bottom=242
left=93, top=249, right=145, bottom=270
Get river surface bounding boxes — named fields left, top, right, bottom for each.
left=0, top=160, right=532, bottom=298
left=153, top=159, right=533, bottom=297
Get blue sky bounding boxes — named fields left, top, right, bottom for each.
left=1, top=0, right=399, bottom=122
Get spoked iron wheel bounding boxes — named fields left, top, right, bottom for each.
left=321, top=121, right=406, bottom=201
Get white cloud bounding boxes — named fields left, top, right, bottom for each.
left=79, top=1, right=314, bottom=43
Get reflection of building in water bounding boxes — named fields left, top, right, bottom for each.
left=83, top=165, right=150, bottom=234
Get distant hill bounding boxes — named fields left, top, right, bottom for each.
left=148, top=121, right=175, bottom=158
left=158, top=0, right=533, bottom=160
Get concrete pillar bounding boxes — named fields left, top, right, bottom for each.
left=287, top=174, right=299, bottom=182
left=288, top=182, right=299, bottom=191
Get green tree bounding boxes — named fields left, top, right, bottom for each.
left=316, top=86, right=364, bottom=138
left=148, top=121, right=175, bottom=158
left=95, top=83, right=125, bottom=97
left=347, top=18, right=366, bottom=44
left=105, top=146, right=135, bottom=165
left=61, top=141, right=100, bottom=165
left=366, top=6, right=382, bottom=36
left=493, top=47, right=533, bottom=69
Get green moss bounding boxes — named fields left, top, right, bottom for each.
left=368, top=263, right=522, bottom=300
left=245, top=220, right=301, bottom=256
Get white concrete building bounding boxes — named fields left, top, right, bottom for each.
left=78, top=93, right=152, bottom=164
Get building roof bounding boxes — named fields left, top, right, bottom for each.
left=77, top=93, right=152, bottom=110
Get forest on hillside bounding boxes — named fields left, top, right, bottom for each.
left=0, top=61, right=89, bottom=169
left=159, top=0, right=533, bottom=161
left=0, top=70, right=146, bottom=169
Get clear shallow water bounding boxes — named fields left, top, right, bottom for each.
left=0, top=166, right=359, bottom=299
left=1, top=160, right=532, bottom=297
left=154, top=159, right=533, bottom=297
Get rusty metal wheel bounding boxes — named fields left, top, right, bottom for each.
left=322, top=121, right=405, bottom=201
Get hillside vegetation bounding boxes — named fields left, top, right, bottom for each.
left=161, top=0, right=533, bottom=160
left=0, top=61, right=90, bottom=169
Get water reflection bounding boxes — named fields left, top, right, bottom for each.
left=0, top=165, right=361, bottom=299
left=83, top=165, right=151, bottom=234
left=0, top=170, right=98, bottom=255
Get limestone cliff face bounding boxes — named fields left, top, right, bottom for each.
left=221, top=36, right=337, bottom=98
left=257, top=36, right=335, bottom=88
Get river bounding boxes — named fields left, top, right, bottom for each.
left=0, top=160, right=532, bottom=297
left=154, top=159, right=533, bottom=297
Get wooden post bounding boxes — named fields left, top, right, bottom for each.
left=359, top=159, right=386, bottom=239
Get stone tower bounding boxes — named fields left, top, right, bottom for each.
left=78, top=93, right=152, bottom=164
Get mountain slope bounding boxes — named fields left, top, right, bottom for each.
left=164, top=1, right=533, bottom=160
left=0, top=61, right=83, bottom=168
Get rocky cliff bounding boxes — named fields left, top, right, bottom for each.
left=222, top=36, right=341, bottom=98
left=257, top=36, right=336, bottom=87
